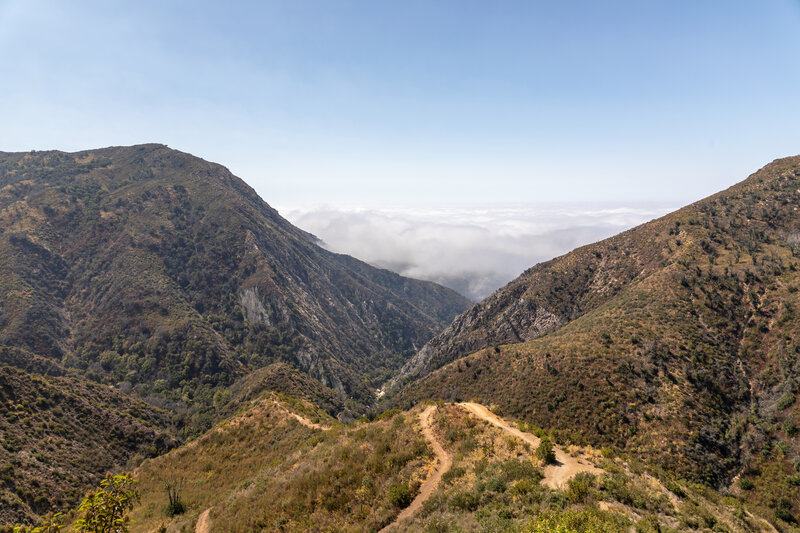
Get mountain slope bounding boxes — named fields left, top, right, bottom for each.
left=0, top=365, right=176, bottom=525
left=0, top=145, right=469, bottom=525
left=0, top=145, right=470, bottom=416
left=393, top=156, right=800, bottom=513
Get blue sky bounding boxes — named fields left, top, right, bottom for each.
left=2, top=0, right=799, bottom=207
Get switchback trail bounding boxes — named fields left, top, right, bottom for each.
left=458, top=402, right=601, bottom=489
left=380, top=405, right=452, bottom=532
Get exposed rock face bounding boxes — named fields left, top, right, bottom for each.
left=238, top=287, right=273, bottom=326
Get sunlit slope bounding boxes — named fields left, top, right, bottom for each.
left=396, top=157, right=800, bottom=508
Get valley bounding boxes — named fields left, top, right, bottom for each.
left=4, top=150, right=800, bottom=531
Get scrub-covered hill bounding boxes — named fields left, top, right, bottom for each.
left=394, top=156, right=800, bottom=525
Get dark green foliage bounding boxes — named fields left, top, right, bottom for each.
left=565, top=472, right=596, bottom=504
left=450, top=490, right=479, bottom=511
left=164, top=479, right=185, bottom=516
left=777, top=393, right=796, bottom=410
left=534, top=439, right=556, bottom=465
left=775, top=507, right=796, bottom=523
left=387, top=485, right=412, bottom=508
left=442, top=466, right=466, bottom=484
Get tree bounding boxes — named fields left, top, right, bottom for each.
left=74, top=473, right=140, bottom=533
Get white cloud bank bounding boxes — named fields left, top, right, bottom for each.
left=279, top=204, right=674, bottom=302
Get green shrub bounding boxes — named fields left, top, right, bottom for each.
left=738, top=478, right=754, bottom=490
left=450, top=490, right=479, bottom=511
left=387, top=484, right=413, bottom=508
left=511, top=478, right=542, bottom=496
left=775, top=508, right=796, bottom=523
left=442, top=466, right=466, bottom=484
left=777, top=393, right=796, bottom=410
left=535, top=439, right=556, bottom=465
left=485, top=476, right=507, bottom=493
left=788, top=474, right=800, bottom=486
left=523, top=508, right=628, bottom=532
left=165, top=479, right=185, bottom=516
left=566, top=472, right=596, bottom=504
left=501, top=459, right=541, bottom=482
left=601, top=473, right=651, bottom=510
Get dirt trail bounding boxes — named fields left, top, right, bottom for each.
left=380, top=405, right=452, bottom=532
left=272, top=401, right=332, bottom=431
left=458, top=402, right=601, bottom=489
left=195, top=507, right=212, bottom=533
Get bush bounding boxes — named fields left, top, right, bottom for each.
left=777, top=393, right=795, bottom=410
left=501, top=459, right=541, bottom=482
left=165, top=479, right=186, bottom=516
left=775, top=508, right=796, bottom=523
left=442, top=466, right=466, bottom=484
left=387, top=484, right=413, bottom=508
left=738, top=478, right=754, bottom=490
left=523, top=508, right=628, bottom=532
left=535, top=439, right=556, bottom=465
left=450, top=490, right=479, bottom=511
left=566, top=473, right=596, bottom=504
left=14, top=473, right=140, bottom=533
left=485, top=476, right=507, bottom=493
left=511, top=478, right=542, bottom=496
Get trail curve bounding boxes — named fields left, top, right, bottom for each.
left=458, top=402, right=601, bottom=489
left=380, top=405, right=452, bottom=532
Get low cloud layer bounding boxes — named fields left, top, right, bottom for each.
left=280, top=204, right=673, bottom=301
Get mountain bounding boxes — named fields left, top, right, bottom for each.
left=0, top=145, right=469, bottom=413
left=0, top=144, right=469, bottom=524
left=392, top=156, right=800, bottom=509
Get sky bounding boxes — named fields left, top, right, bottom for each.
left=2, top=1, right=800, bottom=298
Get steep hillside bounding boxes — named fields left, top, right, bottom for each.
left=0, top=145, right=469, bottom=416
left=0, top=365, right=175, bottom=525
left=0, top=144, right=469, bottom=526
left=394, top=156, right=800, bottom=522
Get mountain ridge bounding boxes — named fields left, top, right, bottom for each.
left=390, top=155, right=800, bottom=506
left=0, top=144, right=470, bottom=524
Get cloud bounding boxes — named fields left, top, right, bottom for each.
left=279, top=204, right=673, bottom=301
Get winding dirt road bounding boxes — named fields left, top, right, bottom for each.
left=458, top=402, right=601, bottom=489
left=380, top=405, right=452, bottom=532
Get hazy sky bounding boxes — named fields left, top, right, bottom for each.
left=2, top=1, right=799, bottom=297
left=2, top=1, right=799, bottom=207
